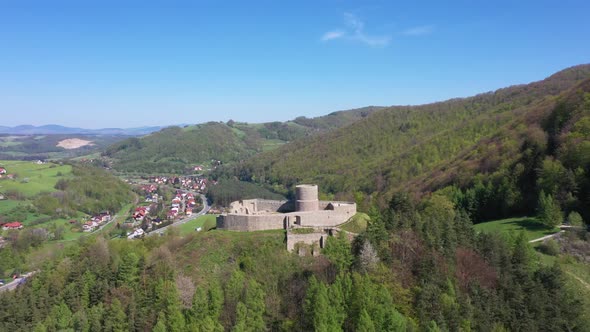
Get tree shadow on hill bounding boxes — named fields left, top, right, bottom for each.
left=505, top=217, right=557, bottom=236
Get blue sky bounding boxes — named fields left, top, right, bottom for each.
left=1, top=0, right=589, bottom=128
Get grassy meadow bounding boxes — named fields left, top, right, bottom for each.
left=0, top=160, right=72, bottom=197
left=177, top=214, right=218, bottom=235
left=339, top=212, right=369, bottom=233
left=474, top=217, right=560, bottom=241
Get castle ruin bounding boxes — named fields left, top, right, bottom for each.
left=216, top=184, right=356, bottom=252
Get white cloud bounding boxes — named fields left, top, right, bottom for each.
left=322, top=30, right=345, bottom=41
left=402, top=25, right=434, bottom=36
left=321, top=13, right=390, bottom=47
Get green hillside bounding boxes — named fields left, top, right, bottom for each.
left=0, top=162, right=134, bottom=244
left=104, top=107, right=381, bottom=174
left=0, top=160, right=72, bottom=197
left=230, top=65, right=590, bottom=218
left=1, top=191, right=587, bottom=331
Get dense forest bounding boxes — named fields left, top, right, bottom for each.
left=104, top=107, right=381, bottom=174
left=0, top=191, right=587, bottom=331
left=226, top=65, right=590, bottom=218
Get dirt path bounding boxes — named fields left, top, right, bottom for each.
left=529, top=230, right=565, bottom=243
left=567, top=271, right=590, bottom=291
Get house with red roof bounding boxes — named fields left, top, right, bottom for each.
left=3, top=222, right=23, bottom=230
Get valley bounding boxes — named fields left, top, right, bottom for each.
left=1, top=65, right=590, bottom=331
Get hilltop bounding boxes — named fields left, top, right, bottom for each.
left=103, top=106, right=382, bottom=174
left=228, top=65, right=590, bottom=218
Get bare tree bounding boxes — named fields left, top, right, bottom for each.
left=359, top=240, right=379, bottom=272
left=175, top=274, right=196, bottom=308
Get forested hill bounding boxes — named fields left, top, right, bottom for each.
left=230, top=65, right=590, bottom=207
left=103, top=106, right=382, bottom=174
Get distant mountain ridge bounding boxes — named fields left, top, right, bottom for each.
left=0, top=124, right=163, bottom=136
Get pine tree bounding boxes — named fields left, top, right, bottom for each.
left=232, top=302, right=248, bottom=332
left=537, top=191, right=563, bottom=227
left=117, top=252, right=139, bottom=287
left=153, top=312, right=167, bottom=332
left=104, top=299, right=128, bottom=332
left=72, top=310, right=89, bottom=332
left=88, top=304, right=104, bottom=332
left=208, top=281, right=224, bottom=321
left=51, top=301, right=73, bottom=331
left=323, top=231, right=353, bottom=272
left=357, top=309, right=376, bottom=332
left=243, top=279, right=266, bottom=331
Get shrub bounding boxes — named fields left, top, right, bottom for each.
left=538, top=239, right=560, bottom=256
left=567, top=211, right=584, bottom=226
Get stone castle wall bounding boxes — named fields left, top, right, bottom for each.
left=217, top=202, right=355, bottom=232
left=228, top=199, right=294, bottom=214
left=216, top=185, right=357, bottom=245
left=216, top=214, right=286, bottom=231
left=286, top=231, right=325, bottom=253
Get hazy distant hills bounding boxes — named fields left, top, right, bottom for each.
left=231, top=64, right=590, bottom=204
left=0, top=124, right=163, bottom=136
left=104, top=106, right=383, bottom=174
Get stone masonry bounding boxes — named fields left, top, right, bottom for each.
left=216, top=184, right=357, bottom=252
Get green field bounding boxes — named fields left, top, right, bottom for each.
left=177, top=214, right=218, bottom=235
left=474, top=217, right=560, bottom=241
left=261, top=139, right=286, bottom=152
left=0, top=160, right=72, bottom=197
left=0, top=200, right=20, bottom=214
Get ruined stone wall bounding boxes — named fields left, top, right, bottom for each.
left=287, top=231, right=325, bottom=252
left=216, top=214, right=285, bottom=231
left=256, top=199, right=294, bottom=213
left=319, top=201, right=357, bottom=213
left=295, top=210, right=354, bottom=227
left=218, top=197, right=356, bottom=231
left=228, top=199, right=293, bottom=214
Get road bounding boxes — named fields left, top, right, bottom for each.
left=528, top=224, right=583, bottom=243
left=148, top=193, right=210, bottom=236
left=529, top=231, right=565, bottom=243
left=0, top=271, right=37, bottom=293
left=89, top=195, right=140, bottom=235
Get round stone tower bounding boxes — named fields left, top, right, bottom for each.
left=296, top=184, right=319, bottom=212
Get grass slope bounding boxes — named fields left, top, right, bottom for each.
left=474, top=217, right=560, bottom=241
left=339, top=213, right=370, bottom=233
left=0, top=160, right=72, bottom=197
left=177, top=214, right=218, bottom=235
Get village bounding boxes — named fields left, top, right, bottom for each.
left=0, top=162, right=214, bottom=242
left=122, top=173, right=212, bottom=239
